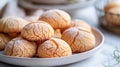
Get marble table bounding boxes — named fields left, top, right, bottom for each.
left=0, top=6, right=120, bottom=67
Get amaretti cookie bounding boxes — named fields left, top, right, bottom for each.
left=0, top=16, right=30, bottom=37
left=4, top=37, right=37, bottom=57
left=39, top=9, right=71, bottom=29
left=37, top=38, right=72, bottom=58
left=0, top=33, right=11, bottom=50
left=62, top=27, right=95, bottom=53
left=21, top=21, right=54, bottom=41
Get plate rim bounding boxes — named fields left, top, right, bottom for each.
left=0, top=27, right=104, bottom=60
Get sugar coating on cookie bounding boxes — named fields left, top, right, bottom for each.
left=21, top=22, right=54, bottom=41
left=37, top=38, right=72, bottom=58
left=39, top=9, right=71, bottom=29
left=4, top=37, right=37, bottom=57
left=62, top=27, right=95, bottom=53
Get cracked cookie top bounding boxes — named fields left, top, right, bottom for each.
left=37, top=38, right=72, bottom=58
left=62, top=27, right=95, bottom=53
left=21, top=21, right=54, bottom=41
left=4, top=37, right=37, bottom=57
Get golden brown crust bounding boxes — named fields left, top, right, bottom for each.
left=21, top=22, right=54, bottom=41
left=62, top=27, right=95, bottom=53
left=4, top=37, right=37, bottom=57
left=39, top=9, right=71, bottom=29
left=37, top=38, right=72, bottom=58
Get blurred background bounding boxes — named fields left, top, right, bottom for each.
left=1, top=0, right=120, bottom=34
left=0, top=0, right=97, bottom=25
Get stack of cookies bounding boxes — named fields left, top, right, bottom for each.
left=0, top=9, right=95, bottom=58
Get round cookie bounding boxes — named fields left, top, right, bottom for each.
left=21, top=21, right=54, bottom=41
left=37, top=38, right=72, bottom=58
left=62, top=27, right=95, bottom=53
left=39, top=9, right=71, bottom=29
left=0, top=16, right=30, bottom=37
left=4, top=37, right=37, bottom=57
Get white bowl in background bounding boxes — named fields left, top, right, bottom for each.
left=18, top=0, right=95, bottom=11
left=26, top=0, right=80, bottom=4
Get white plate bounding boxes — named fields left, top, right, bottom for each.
left=18, top=0, right=95, bottom=11
left=0, top=28, right=104, bottom=67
